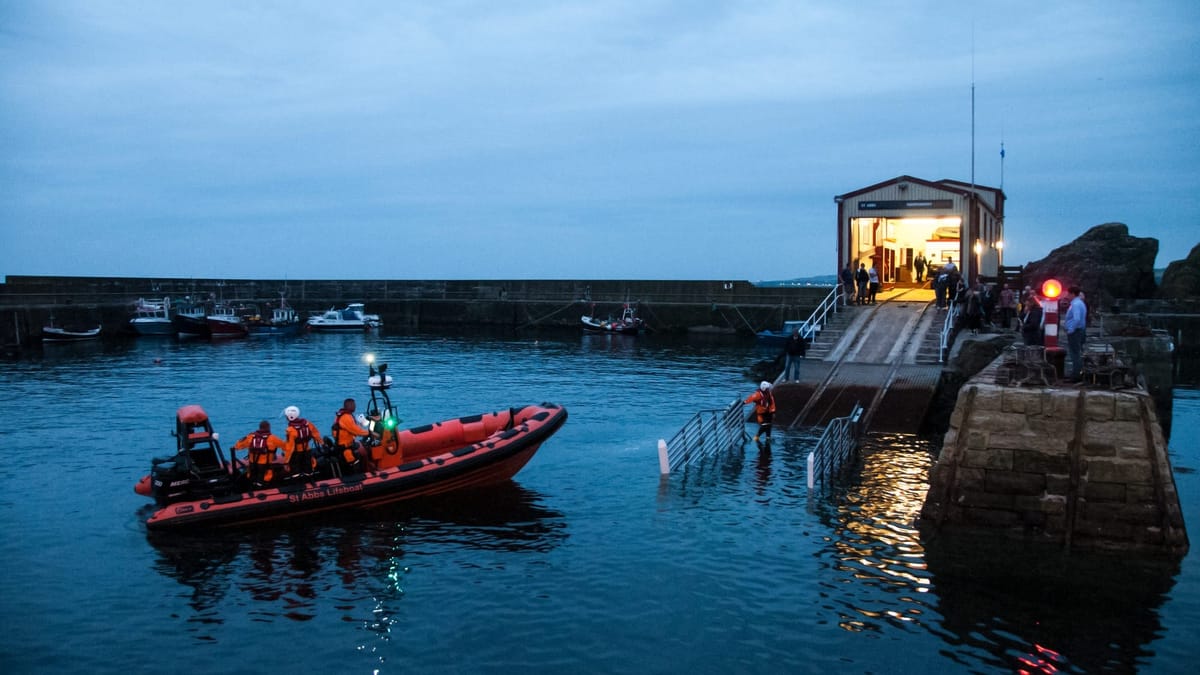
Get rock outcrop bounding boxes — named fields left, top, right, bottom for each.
left=1158, top=242, right=1200, bottom=301
left=1022, top=223, right=1157, bottom=308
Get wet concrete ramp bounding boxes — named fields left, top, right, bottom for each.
left=774, top=288, right=943, bottom=434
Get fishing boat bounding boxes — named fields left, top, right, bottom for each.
left=246, top=299, right=302, bottom=337
left=581, top=303, right=647, bottom=335
left=206, top=303, right=249, bottom=339
left=307, top=303, right=374, bottom=332
left=133, top=362, right=567, bottom=532
left=172, top=298, right=210, bottom=338
left=42, top=320, right=101, bottom=342
left=129, top=298, right=174, bottom=336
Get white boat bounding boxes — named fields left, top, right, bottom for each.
left=306, top=303, right=374, bottom=332
left=129, top=298, right=174, bottom=336
left=42, top=321, right=101, bottom=342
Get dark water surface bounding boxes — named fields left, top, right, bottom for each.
left=1, top=331, right=1197, bottom=674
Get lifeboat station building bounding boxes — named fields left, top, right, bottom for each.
left=834, top=175, right=1005, bottom=285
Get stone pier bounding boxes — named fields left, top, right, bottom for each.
left=920, top=354, right=1189, bottom=556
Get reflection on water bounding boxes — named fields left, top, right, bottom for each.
left=802, top=431, right=1181, bottom=673
left=149, top=482, right=566, bottom=634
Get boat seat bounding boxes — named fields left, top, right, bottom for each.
left=186, top=442, right=226, bottom=477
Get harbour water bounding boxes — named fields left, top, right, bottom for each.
left=0, top=330, right=1197, bottom=674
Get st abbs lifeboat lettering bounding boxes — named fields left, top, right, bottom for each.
left=289, top=483, right=364, bottom=503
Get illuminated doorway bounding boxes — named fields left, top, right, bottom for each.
left=847, top=215, right=962, bottom=282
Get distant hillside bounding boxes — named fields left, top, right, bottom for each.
left=758, top=275, right=837, bottom=287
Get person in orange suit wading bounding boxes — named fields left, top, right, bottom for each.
left=743, top=381, right=776, bottom=444
left=233, top=420, right=287, bottom=487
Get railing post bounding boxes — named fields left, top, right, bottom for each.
left=658, top=439, right=670, bottom=475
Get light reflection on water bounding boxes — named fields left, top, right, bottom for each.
left=0, top=335, right=1196, bottom=674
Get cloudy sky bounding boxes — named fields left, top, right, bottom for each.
left=2, top=1, right=1197, bottom=282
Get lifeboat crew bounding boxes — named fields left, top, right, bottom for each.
left=332, top=398, right=376, bottom=471
left=282, top=405, right=321, bottom=478
left=232, top=420, right=287, bottom=486
left=743, top=381, right=776, bottom=443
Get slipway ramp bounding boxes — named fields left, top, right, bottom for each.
left=774, top=288, right=945, bottom=433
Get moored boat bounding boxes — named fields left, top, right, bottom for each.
left=133, top=361, right=568, bottom=532
left=307, top=303, right=373, bottom=332
left=246, top=303, right=302, bottom=336
left=206, top=303, right=249, bottom=339
left=172, top=298, right=210, bottom=338
left=581, top=303, right=646, bottom=335
left=42, top=321, right=101, bottom=342
left=129, top=298, right=174, bottom=336
left=755, top=319, right=810, bottom=348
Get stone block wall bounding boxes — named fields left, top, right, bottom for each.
left=922, top=373, right=1188, bottom=556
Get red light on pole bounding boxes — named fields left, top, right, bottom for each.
left=1040, top=278, right=1063, bottom=347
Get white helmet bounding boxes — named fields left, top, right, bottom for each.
left=760, top=381, right=771, bottom=391
left=283, top=405, right=300, bottom=421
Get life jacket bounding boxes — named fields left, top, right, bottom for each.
left=249, top=430, right=272, bottom=464
left=289, top=418, right=314, bottom=447
left=332, top=409, right=350, bottom=444
left=753, top=389, right=775, bottom=414
left=332, top=409, right=361, bottom=465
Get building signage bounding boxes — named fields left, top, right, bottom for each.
left=858, top=199, right=953, bottom=210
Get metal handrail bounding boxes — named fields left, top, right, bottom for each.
left=938, top=300, right=961, bottom=363
left=806, top=402, right=864, bottom=489
left=795, top=285, right=843, bottom=341
left=659, top=399, right=747, bottom=474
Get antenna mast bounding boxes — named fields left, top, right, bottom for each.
left=970, top=22, right=975, bottom=190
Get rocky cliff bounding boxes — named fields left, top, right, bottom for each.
left=1021, top=223, right=1158, bottom=308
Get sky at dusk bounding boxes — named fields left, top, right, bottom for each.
left=2, top=1, right=1198, bottom=282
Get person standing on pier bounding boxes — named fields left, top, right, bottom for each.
left=1020, top=290, right=1044, bottom=346
left=840, top=264, right=855, bottom=304
left=998, top=284, right=1016, bottom=330
left=783, top=328, right=808, bottom=381
left=867, top=264, right=880, bottom=304
left=855, top=263, right=869, bottom=305
left=744, top=381, right=776, bottom=443
left=1063, top=286, right=1088, bottom=381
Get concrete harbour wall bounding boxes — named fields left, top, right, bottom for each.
left=0, top=275, right=833, bottom=347
left=920, top=358, right=1189, bottom=556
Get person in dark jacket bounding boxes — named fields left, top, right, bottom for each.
left=1020, top=292, right=1044, bottom=346
left=840, top=264, right=855, bottom=305
left=783, top=328, right=808, bottom=381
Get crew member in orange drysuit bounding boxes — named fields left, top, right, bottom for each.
left=743, top=381, right=777, bottom=443
left=282, top=405, right=322, bottom=478
left=332, top=398, right=376, bottom=471
left=232, top=420, right=287, bottom=486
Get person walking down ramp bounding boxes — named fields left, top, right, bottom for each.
left=743, top=381, right=776, bottom=443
